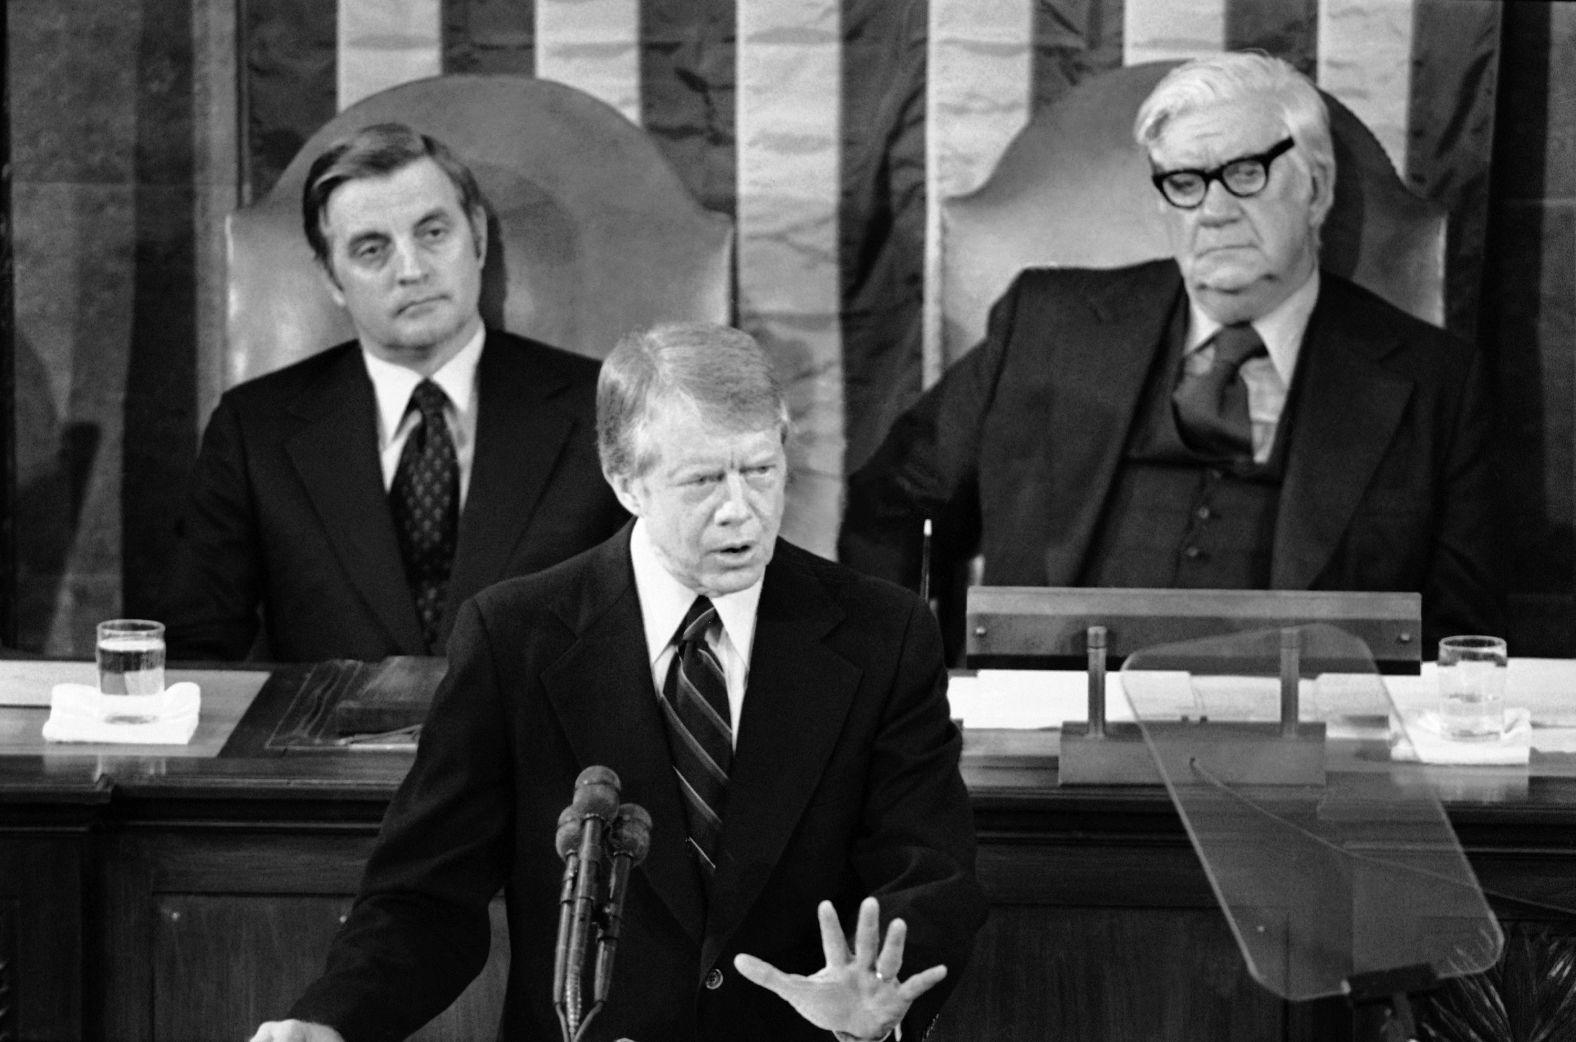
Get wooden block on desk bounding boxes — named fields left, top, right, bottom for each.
left=331, top=657, right=449, bottom=735
left=967, top=587, right=1422, bottom=672
left=1059, top=722, right=1163, bottom=785
left=1059, top=721, right=1326, bottom=786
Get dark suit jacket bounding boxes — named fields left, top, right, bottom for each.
left=289, top=529, right=985, bottom=1042
left=841, top=261, right=1503, bottom=649
left=162, top=329, right=627, bottom=662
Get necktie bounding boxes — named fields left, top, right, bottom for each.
left=659, top=596, right=732, bottom=881
left=389, top=380, right=459, bottom=653
left=1171, top=323, right=1268, bottom=460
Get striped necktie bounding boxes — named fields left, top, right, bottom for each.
left=659, top=596, right=733, bottom=881
left=1172, top=323, right=1267, bottom=460
left=389, top=379, right=459, bottom=653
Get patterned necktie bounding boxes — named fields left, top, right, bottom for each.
left=1172, top=322, right=1268, bottom=460
left=389, top=380, right=459, bottom=654
left=659, top=596, right=733, bottom=881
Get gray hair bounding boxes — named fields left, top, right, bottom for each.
left=302, top=122, right=487, bottom=269
left=1133, top=52, right=1335, bottom=210
left=597, top=323, right=790, bottom=479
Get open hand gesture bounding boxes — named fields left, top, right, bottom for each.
left=734, top=897, right=947, bottom=1041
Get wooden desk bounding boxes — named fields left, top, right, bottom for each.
left=2, top=662, right=1575, bottom=1042
left=0, top=662, right=268, bottom=757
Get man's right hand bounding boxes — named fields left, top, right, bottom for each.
left=248, top=1020, right=345, bottom=1042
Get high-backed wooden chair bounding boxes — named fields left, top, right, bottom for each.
left=934, top=61, right=1446, bottom=369
left=226, top=75, right=733, bottom=388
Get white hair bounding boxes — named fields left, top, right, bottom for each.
left=1134, top=51, right=1336, bottom=211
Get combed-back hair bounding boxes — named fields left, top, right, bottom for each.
left=301, top=122, right=487, bottom=268
left=1133, top=51, right=1335, bottom=207
left=597, top=322, right=790, bottom=480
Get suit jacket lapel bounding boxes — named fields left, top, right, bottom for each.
left=541, top=530, right=706, bottom=946
left=285, top=348, right=426, bottom=652
left=447, top=331, right=580, bottom=614
left=1039, top=263, right=1183, bottom=583
left=702, top=545, right=861, bottom=972
left=1273, top=277, right=1413, bottom=589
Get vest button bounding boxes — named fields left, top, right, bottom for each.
left=1183, top=546, right=1205, bottom=560
left=1195, top=505, right=1212, bottom=520
left=705, top=968, right=725, bottom=990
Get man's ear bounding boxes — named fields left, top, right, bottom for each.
left=1307, top=159, right=1336, bottom=230
left=605, top=468, right=645, bottom=518
left=316, top=255, right=346, bottom=309
left=469, top=207, right=489, bottom=261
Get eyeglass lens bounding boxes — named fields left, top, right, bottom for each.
left=1163, top=161, right=1269, bottom=204
left=1153, top=138, right=1295, bottom=209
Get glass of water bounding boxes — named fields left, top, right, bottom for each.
left=96, top=618, right=167, bottom=722
left=1437, top=635, right=1507, bottom=741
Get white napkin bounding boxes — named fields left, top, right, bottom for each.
left=1389, top=707, right=1531, bottom=765
left=41, top=682, right=202, bottom=745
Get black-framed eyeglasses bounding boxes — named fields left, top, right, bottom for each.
left=1150, top=137, right=1296, bottom=209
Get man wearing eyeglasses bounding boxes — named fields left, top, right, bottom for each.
left=841, top=51, right=1501, bottom=655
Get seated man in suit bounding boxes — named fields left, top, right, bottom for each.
left=249, top=322, right=985, bottom=1042
left=841, top=51, right=1501, bottom=653
left=162, top=123, right=626, bottom=661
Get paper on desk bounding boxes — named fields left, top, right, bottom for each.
left=0, top=660, right=98, bottom=706
left=949, top=669, right=1325, bottom=729
left=946, top=670, right=1135, bottom=729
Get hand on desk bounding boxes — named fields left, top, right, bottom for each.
left=248, top=1020, right=344, bottom=1042
left=734, top=896, right=946, bottom=1042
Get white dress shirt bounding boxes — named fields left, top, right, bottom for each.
left=629, top=518, right=763, bottom=749
left=1183, top=269, right=1320, bottom=464
left=362, top=324, right=485, bottom=506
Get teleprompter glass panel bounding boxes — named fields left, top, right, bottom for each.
left=1119, top=624, right=1501, bottom=1001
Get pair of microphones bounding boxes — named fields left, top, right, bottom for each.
left=553, top=765, right=652, bottom=1042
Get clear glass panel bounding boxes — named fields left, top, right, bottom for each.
left=1119, top=623, right=1502, bottom=1001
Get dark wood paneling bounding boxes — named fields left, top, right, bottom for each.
left=149, top=894, right=510, bottom=1042
left=0, top=835, right=84, bottom=1042
left=939, top=907, right=1283, bottom=1042
left=95, top=830, right=509, bottom=1042
left=154, top=894, right=349, bottom=1042
left=1, top=897, right=16, bottom=1042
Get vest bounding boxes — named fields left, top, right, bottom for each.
left=1078, top=298, right=1296, bottom=590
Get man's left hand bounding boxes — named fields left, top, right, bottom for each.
left=734, top=896, right=947, bottom=1041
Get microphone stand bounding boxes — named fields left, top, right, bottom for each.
left=555, top=767, right=621, bottom=1042
left=1346, top=965, right=1438, bottom=1042
left=552, top=807, right=581, bottom=1041
left=594, top=804, right=653, bottom=1006
left=551, top=768, right=653, bottom=1042
left=567, top=803, right=652, bottom=1042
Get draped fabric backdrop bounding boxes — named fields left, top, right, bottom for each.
left=239, top=0, right=1501, bottom=559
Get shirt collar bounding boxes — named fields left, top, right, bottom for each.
left=1186, top=268, right=1320, bottom=385
left=362, top=324, right=486, bottom=448
left=629, top=518, right=763, bottom=667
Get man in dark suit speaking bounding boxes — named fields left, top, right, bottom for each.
left=249, top=323, right=985, bottom=1042
left=841, top=51, right=1501, bottom=651
left=162, top=123, right=625, bottom=662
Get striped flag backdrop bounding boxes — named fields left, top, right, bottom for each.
left=239, top=0, right=1501, bottom=559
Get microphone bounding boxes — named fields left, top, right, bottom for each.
left=551, top=805, right=583, bottom=1013
left=565, top=766, right=621, bottom=1033
left=594, top=802, right=652, bottom=1003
